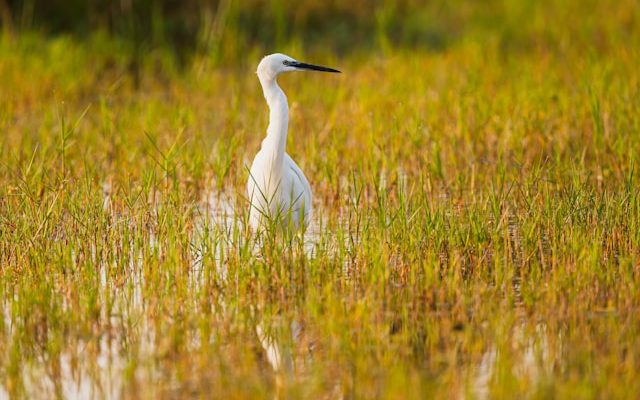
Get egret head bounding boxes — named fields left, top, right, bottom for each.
left=257, top=53, right=340, bottom=81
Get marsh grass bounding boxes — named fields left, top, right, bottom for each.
left=1, top=6, right=640, bottom=398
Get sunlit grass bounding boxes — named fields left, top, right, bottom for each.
left=1, top=12, right=640, bottom=398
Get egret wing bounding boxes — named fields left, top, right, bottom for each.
left=284, top=153, right=312, bottom=225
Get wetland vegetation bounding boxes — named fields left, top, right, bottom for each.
left=1, top=0, right=639, bottom=398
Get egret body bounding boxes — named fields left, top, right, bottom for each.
left=247, top=53, right=340, bottom=231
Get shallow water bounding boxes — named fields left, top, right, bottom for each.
left=0, top=183, right=577, bottom=399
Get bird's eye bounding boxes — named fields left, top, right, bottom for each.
left=283, top=60, right=292, bottom=66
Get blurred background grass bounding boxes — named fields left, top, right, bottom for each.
left=2, top=0, right=639, bottom=67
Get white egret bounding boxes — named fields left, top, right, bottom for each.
left=247, top=53, right=340, bottom=231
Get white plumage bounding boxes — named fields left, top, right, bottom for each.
left=247, top=53, right=340, bottom=231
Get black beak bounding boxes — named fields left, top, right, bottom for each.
left=287, top=60, right=341, bottom=73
